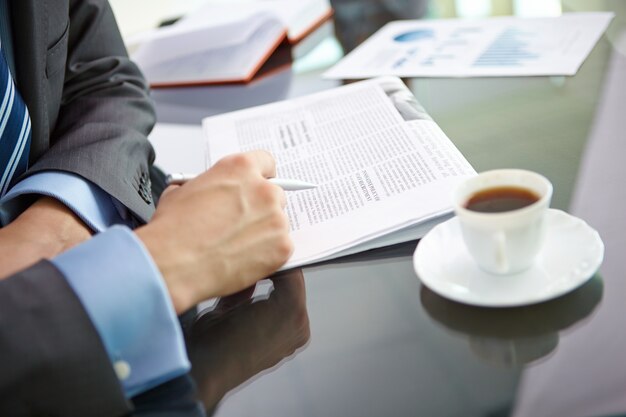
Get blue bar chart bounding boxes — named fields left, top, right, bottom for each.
left=473, top=28, right=540, bottom=67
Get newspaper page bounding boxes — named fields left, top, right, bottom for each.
left=203, top=77, right=475, bottom=268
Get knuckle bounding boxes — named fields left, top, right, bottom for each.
left=257, top=181, right=280, bottom=204
left=275, top=235, right=294, bottom=260
left=223, top=153, right=253, bottom=172
left=270, top=210, right=289, bottom=230
left=254, top=149, right=272, bottom=160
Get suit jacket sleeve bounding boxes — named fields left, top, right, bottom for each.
left=0, top=260, right=131, bottom=417
left=23, top=0, right=157, bottom=223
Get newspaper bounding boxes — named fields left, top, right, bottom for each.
left=203, top=77, right=476, bottom=268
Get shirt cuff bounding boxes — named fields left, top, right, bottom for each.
left=0, top=171, right=130, bottom=232
left=51, top=225, right=191, bottom=397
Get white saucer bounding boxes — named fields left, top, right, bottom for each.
left=414, top=209, right=604, bottom=307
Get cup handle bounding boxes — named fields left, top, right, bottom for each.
left=494, top=231, right=508, bottom=274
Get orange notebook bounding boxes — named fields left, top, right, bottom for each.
left=129, top=0, right=333, bottom=88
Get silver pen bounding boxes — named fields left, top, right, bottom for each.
left=166, top=173, right=318, bottom=191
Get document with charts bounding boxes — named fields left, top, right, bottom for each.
left=324, top=12, right=614, bottom=79
left=203, top=77, right=476, bottom=269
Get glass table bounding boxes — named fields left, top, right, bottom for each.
left=141, top=1, right=626, bottom=415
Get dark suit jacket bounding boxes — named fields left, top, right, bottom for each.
left=0, top=0, right=158, bottom=415
left=14, top=0, right=157, bottom=221
left=0, top=262, right=131, bottom=416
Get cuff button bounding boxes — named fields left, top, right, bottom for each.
left=114, top=360, right=131, bottom=381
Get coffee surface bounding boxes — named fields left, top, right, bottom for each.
left=465, top=186, right=540, bottom=213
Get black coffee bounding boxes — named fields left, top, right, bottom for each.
left=465, top=186, right=540, bottom=213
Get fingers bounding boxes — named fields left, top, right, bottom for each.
left=246, top=150, right=277, bottom=179
left=154, top=150, right=292, bottom=302
left=214, top=151, right=286, bottom=208
left=244, top=152, right=286, bottom=209
left=159, top=185, right=180, bottom=200
left=219, top=150, right=276, bottom=179
left=277, top=187, right=287, bottom=209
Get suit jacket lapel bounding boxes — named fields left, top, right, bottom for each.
left=12, top=0, right=48, bottom=163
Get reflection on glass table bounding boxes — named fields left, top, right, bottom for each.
left=151, top=44, right=294, bottom=124
left=131, top=269, right=309, bottom=416
left=421, top=275, right=603, bottom=366
left=132, top=374, right=205, bottom=417
left=187, top=269, right=310, bottom=415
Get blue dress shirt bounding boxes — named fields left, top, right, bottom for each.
left=0, top=171, right=129, bottom=230
left=0, top=172, right=191, bottom=397
left=53, top=225, right=191, bottom=397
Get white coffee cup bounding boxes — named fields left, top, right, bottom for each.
left=453, top=169, right=553, bottom=275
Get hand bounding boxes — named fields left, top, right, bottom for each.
left=187, top=269, right=310, bottom=409
left=136, top=151, right=294, bottom=314
left=0, top=197, right=92, bottom=279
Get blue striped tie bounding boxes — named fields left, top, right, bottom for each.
left=0, top=43, right=31, bottom=196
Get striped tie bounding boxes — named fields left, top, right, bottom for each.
left=0, top=43, right=31, bottom=196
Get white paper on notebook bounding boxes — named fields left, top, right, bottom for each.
left=179, top=0, right=332, bottom=42
left=128, top=0, right=332, bottom=86
left=131, top=11, right=285, bottom=84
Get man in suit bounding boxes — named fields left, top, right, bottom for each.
left=0, top=0, right=293, bottom=415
